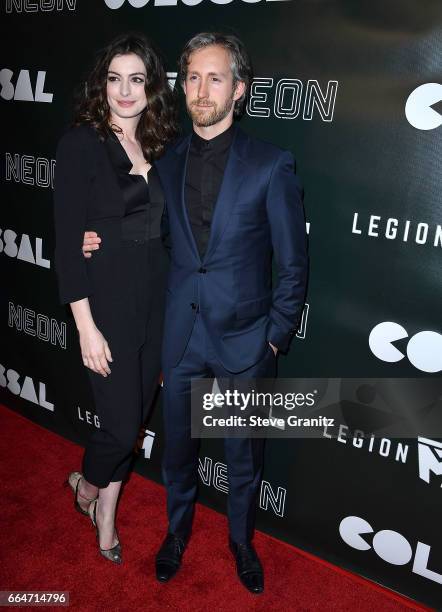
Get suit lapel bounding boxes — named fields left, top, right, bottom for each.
left=203, top=126, right=249, bottom=262
left=167, top=126, right=250, bottom=263
left=169, top=134, right=201, bottom=261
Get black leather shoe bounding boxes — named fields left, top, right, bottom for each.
left=155, top=533, right=187, bottom=582
left=229, top=537, right=264, bottom=594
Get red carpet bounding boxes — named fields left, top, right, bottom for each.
left=0, top=405, right=430, bottom=611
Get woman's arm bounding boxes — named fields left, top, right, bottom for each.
left=70, top=298, right=113, bottom=377
left=53, top=126, right=94, bottom=305
left=54, top=127, right=112, bottom=377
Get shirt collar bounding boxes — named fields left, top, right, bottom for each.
left=191, top=123, right=235, bottom=153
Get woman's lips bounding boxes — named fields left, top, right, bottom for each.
left=117, top=100, right=135, bottom=107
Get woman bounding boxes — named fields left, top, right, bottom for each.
left=54, top=33, right=177, bottom=564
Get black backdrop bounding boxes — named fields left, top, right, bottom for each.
left=1, top=1, right=442, bottom=608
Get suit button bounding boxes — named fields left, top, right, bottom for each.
left=198, top=267, right=207, bottom=273
left=190, top=302, right=199, bottom=311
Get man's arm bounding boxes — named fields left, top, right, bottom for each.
left=82, top=203, right=168, bottom=257
left=265, top=150, right=308, bottom=352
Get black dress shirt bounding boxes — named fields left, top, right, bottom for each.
left=185, top=124, right=235, bottom=258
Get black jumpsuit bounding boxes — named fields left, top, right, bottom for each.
left=54, top=125, right=168, bottom=488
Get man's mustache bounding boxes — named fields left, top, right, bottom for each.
left=190, top=100, right=216, bottom=108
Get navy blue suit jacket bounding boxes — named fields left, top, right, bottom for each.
left=155, top=125, right=308, bottom=373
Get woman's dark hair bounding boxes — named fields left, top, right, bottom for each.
left=75, top=33, right=178, bottom=160
left=178, top=32, right=253, bottom=118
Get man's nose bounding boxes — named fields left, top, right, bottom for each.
left=198, top=78, right=209, bottom=99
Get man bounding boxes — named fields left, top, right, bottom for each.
left=83, top=32, right=308, bottom=594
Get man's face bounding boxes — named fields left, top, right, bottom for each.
left=184, top=45, right=245, bottom=128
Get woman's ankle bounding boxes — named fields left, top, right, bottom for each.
left=79, top=478, right=98, bottom=501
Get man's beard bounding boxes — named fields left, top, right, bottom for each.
left=187, top=91, right=234, bottom=127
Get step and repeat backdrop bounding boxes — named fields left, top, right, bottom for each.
left=1, top=0, right=441, bottom=607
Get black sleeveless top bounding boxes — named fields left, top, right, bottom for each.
left=104, top=128, right=164, bottom=241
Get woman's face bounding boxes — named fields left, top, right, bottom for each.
left=106, top=53, right=148, bottom=122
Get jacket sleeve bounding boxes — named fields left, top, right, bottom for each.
left=265, top=149, right=308, bottom=351
left=53, top=127, right=94, bottom=305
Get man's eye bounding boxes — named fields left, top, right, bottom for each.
left=212, top=78, right=220, bottom=82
